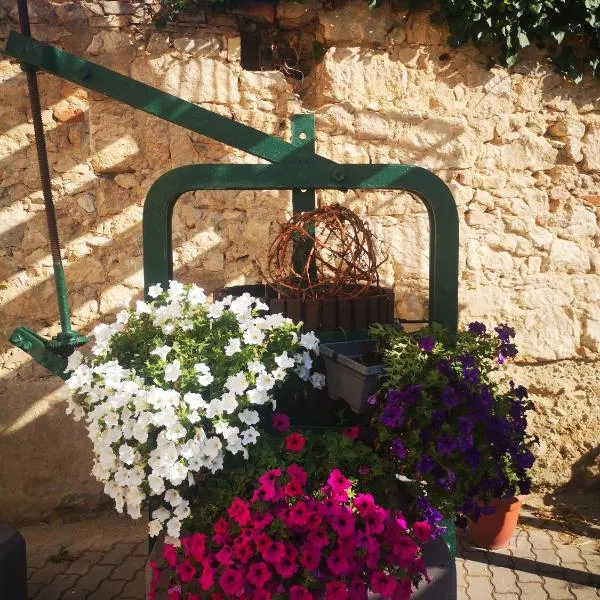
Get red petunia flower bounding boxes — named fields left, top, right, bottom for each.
left=285, top=433, right=306, bottom=452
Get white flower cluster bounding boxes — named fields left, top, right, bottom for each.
left=65, top=282, right=324, bottom=540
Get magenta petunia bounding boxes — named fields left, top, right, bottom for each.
left=353, top=493, right=375, bottom=515
left=227, top=497, right=251, bottom=526
left=286, top=464, right=308, bottom=485
left=330, top=508, right=356, bottom=537
left=285, top=479, right=304, bottom=498
left=290, top=585, right=314, bottom=600
left=167, top=587, right=182, bottom=600
left=274, top=553, right=299, bottom=579
left=324, top=581, right=348, bottom=600
left=175, top=559, right=196, bottom=583
left=370, top=571, right=397, bottom=598
left=247, top=561, right=272, bottom=587
left=412, top=520, right=432, bottom=544
left=272, top=412, right=291, bottom=432
left=163, top=544, right=177, bottom=568
left=198, top=560, right=214, bottom=591
left=326, top=550, right=350, bottom=577
left=342, top=426, right=360, bottom=440
left=289, top=501, right=311, bottom=527
left=261, top=540, right=286, bottom=564
left=215, top=545, right=232, bottom=566
left=326, top=469, right=351, bottom=501
left=219, top=568, right=244, bottom=595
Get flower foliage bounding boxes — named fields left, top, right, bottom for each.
left=64, top=282, right=324, bottom=539
left=159, top=0, right=600, bottom=81
left=151, top=464, right=430, bottom=600
left=370, top=321, right=536, bottom=528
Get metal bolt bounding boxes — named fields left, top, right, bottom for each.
left=332, top=170, right=345, bottom=182
left=12, top=334, right=23, bottom=345
left=22, top=341, right=32, bottom=351
left=78, top=66, right=91, bottom=79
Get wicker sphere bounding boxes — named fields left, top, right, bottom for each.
left=266, top=204, right=384, bottom=300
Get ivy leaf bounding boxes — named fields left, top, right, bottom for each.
left=517, top=29, right=530, bottom=48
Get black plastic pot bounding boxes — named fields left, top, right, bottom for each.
left=320, top=339, right=384, bottom=414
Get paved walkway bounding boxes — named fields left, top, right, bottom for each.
left=20, top=495, right=599, bottom=599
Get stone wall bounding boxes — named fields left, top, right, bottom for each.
left=0, top=0, right=598, bottom=523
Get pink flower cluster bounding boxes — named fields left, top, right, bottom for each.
left=152, top=465, right=430, bottom=600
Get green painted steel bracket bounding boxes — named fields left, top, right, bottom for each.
left=142, top=164, right=459, bottom=333
left=9, top=326, right=69, bottom=380
left=3, top=31, right=335, bottom=166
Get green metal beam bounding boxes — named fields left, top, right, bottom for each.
left=142, top=164, right=459, bottom=333
left=3, top=31, right=336, bottom=166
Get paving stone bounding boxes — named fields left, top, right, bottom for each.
left=457, top=586, right=469, bottom=600
left=76, top=564, right=114, bottom=592
left=466, top=574, right=495, bottom=598
left=464, top=557, right=491, bottom=577
left=528, top=529, right=555, bottom=552
left=491, top=565, right=520, bottom=595
left=29, top=561, right=70, bottom=586
left=86, top=577, right=127, bottom=600
left=518, top=580, right=550, bottom=599
left=515, top=569, right=544, bottom=584
left=535, top=548, right=563, bottom=574
left=64, top=559, right=94, bottom=576
left=120, top=568, right=145, bottom=598
left=493, top=593, right=520, bottom=600
left=557, top=545, right=586, bottom=565
left=543, top=578, right=576, bottom=599
left=570, top=584, right=600, bottom=599
left=111, top=554, right=146, bottom=580
left=132, top=540, right=148, bottom=556
left=32, top=573, right=78, bottom=600
left=99, top=542, right=137, bottom=565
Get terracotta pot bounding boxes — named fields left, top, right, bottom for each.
left=467, top=496, right=523, bottom=550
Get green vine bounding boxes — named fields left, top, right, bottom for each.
left=160, top=0, right=600, bottom=82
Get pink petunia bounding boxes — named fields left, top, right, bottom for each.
left=326, top=550, right=350, bottom=576
left=168, top=587, right=182, bottom=600
left=348, top=578, right=368, bottom=600
left=286, top=464, right=308, bottom=485
left=198, top=560, right=214, bottom=591
left=258, top=468, right=282, bottom=487
left=391, top=536, right=420, bottom=564
left=252, top=484, right=277, bottom=503
left=290, top=586, right=314, bottom=600
left=395, top=512, right=408, bottom=532
left=274, top=552, right=299, bottom=579
left=289, top=501, right=311, bottom=527
left=342, top=426, right=360, bottom=440
left=215, top=545, right=233, bottom=566
left=299, top=545, right=321, bottom=571
left=392, top=577, right=413, bottom=600
left=213, top=518, right=229, bottom=538
left=175, top=559, right=196, bottom=583
left=324, top=581, right=348, bottom=600
left=247, top=561, right=272, bottom=587
left=228, top=497, right=251, bottom=526
left=163, top=544, right=177, bottom=568
left=330, top=508, right=356, bottom=537
left=362, top=506, right=387, bottom=536
left=370, top=572, right=397, bottom=599
left=219, top=568, right=244, bottom=595
left=187, top=533, right=207, bottom=562
left=285, top=479, right=304, bottom=498
left=412, top=520, right=432, bottom=544
left=261, top=540, right=286, bottom=564
left=326, top=469, right=351, bottom=501
left=353, top=493, right=375, bottom=515
left=307, top=527, right=330, bottom=548
left=251, top=511, right=274, bottom=530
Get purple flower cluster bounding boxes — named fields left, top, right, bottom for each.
left=377, top=322, right=536, bottom=528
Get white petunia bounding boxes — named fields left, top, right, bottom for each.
left=152, top=506, right=171, bottom=522
left=166, top=517, right=182, bottom=539
left=194, top=363, right=214, bottom=386
left=183, top=392, right=207, bottom=411
left=275, top=351, right=295, bottom=370
left=300, top=331, right=320, bottom=353
left=149, top=519, right=163, bottom=537
left=65, top=350, right=83, bottom=373
left=255, top=372, right=275, bottom=391
left=151, top=345, right=172, bottom=361
left=247, top=360, right=265, bottom=374
left=148, top=473, right=165, bottom=495
left=241, top=427, right=259, bottom=446
left=188, top=410, right=200, bottom=424
left=203, top=437, right=222, bottom=459
left=238, top=409, right=259, bottom=425
left=119, top=444, right=136, bottom=465
left=164, top=489, right=183, bottom=507
left=310, top=372, right=326, bottom=390
left=135, top=300, right=152, bottom=314
left=225, top=372, right=249, bottom=396
left=220, top=392, right=238, bottom=414
left=246, top=388, right=269, bottom=405
left=164, top=360, right=181, bottom=382
left=167, top=280, right=185, bottom=300
left=224, top=338, right=241, bottom=356
left=207, top=303, right=224, bottom=319
left=205, top=399, right=224, bottom=419
left=243, top=326, right=265, bottom=345
left=187, top=286, right=206, bottom=305
left=147, top=283, right=163, bottom=298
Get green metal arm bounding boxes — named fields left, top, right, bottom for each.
left=3, top=32, right=335, bottom=166
left=142, top=164, right=459, bottom=333
left=10, top=327, right=69, bottom=380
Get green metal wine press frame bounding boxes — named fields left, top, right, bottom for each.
left=3, top=30, right=459, bottom=381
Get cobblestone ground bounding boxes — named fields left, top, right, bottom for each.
left=21, top=497, right=599, bottom=599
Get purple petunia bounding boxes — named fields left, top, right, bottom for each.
left=418, top=336, right=436, bottom=352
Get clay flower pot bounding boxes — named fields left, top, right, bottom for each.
left=467, top=496, right=523, bottom=550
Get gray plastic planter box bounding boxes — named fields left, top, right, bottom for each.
left=320, top=340, right=384, bottom=414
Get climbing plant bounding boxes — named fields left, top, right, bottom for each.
left=159, top=0, right=600, bottom=82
